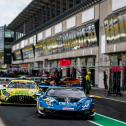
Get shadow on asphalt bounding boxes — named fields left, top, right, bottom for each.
left=36, top=113, right=94, bottom=121
left=0, top=104, right=36, bottom=107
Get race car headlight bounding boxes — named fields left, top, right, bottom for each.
left=46, top=100, right=52, bottom=106
left=2, top=90, right=10, bottom=97
left=45, top=97, right=57, bottom=106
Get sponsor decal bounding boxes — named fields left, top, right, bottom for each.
left=63, top=107, right=74, bottom=110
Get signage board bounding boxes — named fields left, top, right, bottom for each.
left=59, top=59, right=71, bottom=67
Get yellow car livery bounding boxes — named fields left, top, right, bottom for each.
left=0, top=80, right=40, bottom=104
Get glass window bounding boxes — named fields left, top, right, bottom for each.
left=80, top=58, right=86, bottom=67
left=5, top=44, right=11, bottom=49
left=79, top=29, right=84, bottom=48
left=123, top=14, right=126, bottom=40
left=47, top=88, right=85, bottom=98
left=5, top=31, right=14, bottom=38
left=0, top=29, right=4, bottom=38
left=82, top=28, right=86, bottom=47
left=43, top=42, right=48, bottom=55
left=0, top=52, right=4, bottom=61
left=87, top=25, right=92, bottom=46
left=8, top=82, right=36, bottom=89
left=70, top=31, right=75, bottom=50
left=85, top=26, right=90, bottom=46
left=62, top=35, right=66, bottom=52
left=109, top=18, right=114, bottom=42
left=76, top=30, right=79, bottom=49
left=0, top=38, right=4, bottom=50
left=118, top=15, right=125, bottom=41
left=73, top=31, right=77, bottom=50
left=35, top=23, right=98, bottom=56
left=70, top=32, right=73, bottom=50
left=77, top=30, right=81, bottom=48
left=35, top=44, right=43, bottom=57
left=15, top=50, right=22, bottom=60
left=110, top=55, right=118, bottom=66
left=104, top=14, right=126, bottom=43
left=113, top=17, right=120, bottom=42
left=23, top=47, right=34, bottom=59
left=87, top=57, right=95, bottom=67
left=58, top=36, right=62, bottom=52
left=90, top=24, right=97, bottom=46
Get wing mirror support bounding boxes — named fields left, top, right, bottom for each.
left=36, top=92, right=43, bottom=97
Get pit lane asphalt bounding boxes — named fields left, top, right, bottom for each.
left=0, top=105, right=95, bottom=126
left=0, top=98, right=126, bottom=126
left=94, top=98, right=126, bottom=122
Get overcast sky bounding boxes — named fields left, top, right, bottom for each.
left=0, top=0, right=32, bottom=26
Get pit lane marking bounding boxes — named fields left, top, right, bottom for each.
left=89, top=113, right=126, bottom=126
left=88, top=120, right=103, bottom=126
left=0, top=117, right=6, bottom=126
left=101, top=97, right=126, bottom=104
left=89, top=94, right=126, bottom=103
left=96, top=113, right=126, bottom=125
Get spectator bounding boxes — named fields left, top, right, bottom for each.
left=103, top=71, right=108, bottom=90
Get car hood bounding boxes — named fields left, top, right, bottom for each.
left=58, top=98, right=87, bottom=107
left=6, top=88, right=38, bottom=96
left=41, top=97, right=88, bottom=110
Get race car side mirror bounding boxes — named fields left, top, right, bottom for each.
left=36, top=92, right=43, bottom=96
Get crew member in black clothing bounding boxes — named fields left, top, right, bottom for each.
left=103, top=71, right=108, bottom=90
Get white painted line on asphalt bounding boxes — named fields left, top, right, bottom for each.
left=96, top=113, right=126, bottom=125
left=88, top=120, right=103, bottom=126
left=102, top=97, right=126, bottom=104
left=0, top=117, right=6, bottom=126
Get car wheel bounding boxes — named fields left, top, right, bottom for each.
left=37, top=101, right=47, bottom=118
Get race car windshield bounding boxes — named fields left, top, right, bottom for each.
left=47, top=89, right=86, bottom=98
left=8, top=82, right=37, bottom=89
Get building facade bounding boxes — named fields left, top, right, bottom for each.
left=0, top=26, right=5, bottom=70
left=0, top=26, right=14, bottom=70
left=8, top=0, right=126, bottom=90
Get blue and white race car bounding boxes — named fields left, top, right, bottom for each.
left=37, top=87, right=95, bottom=119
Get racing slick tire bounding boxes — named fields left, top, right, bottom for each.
left=37, top=100, right=47, bottom=118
